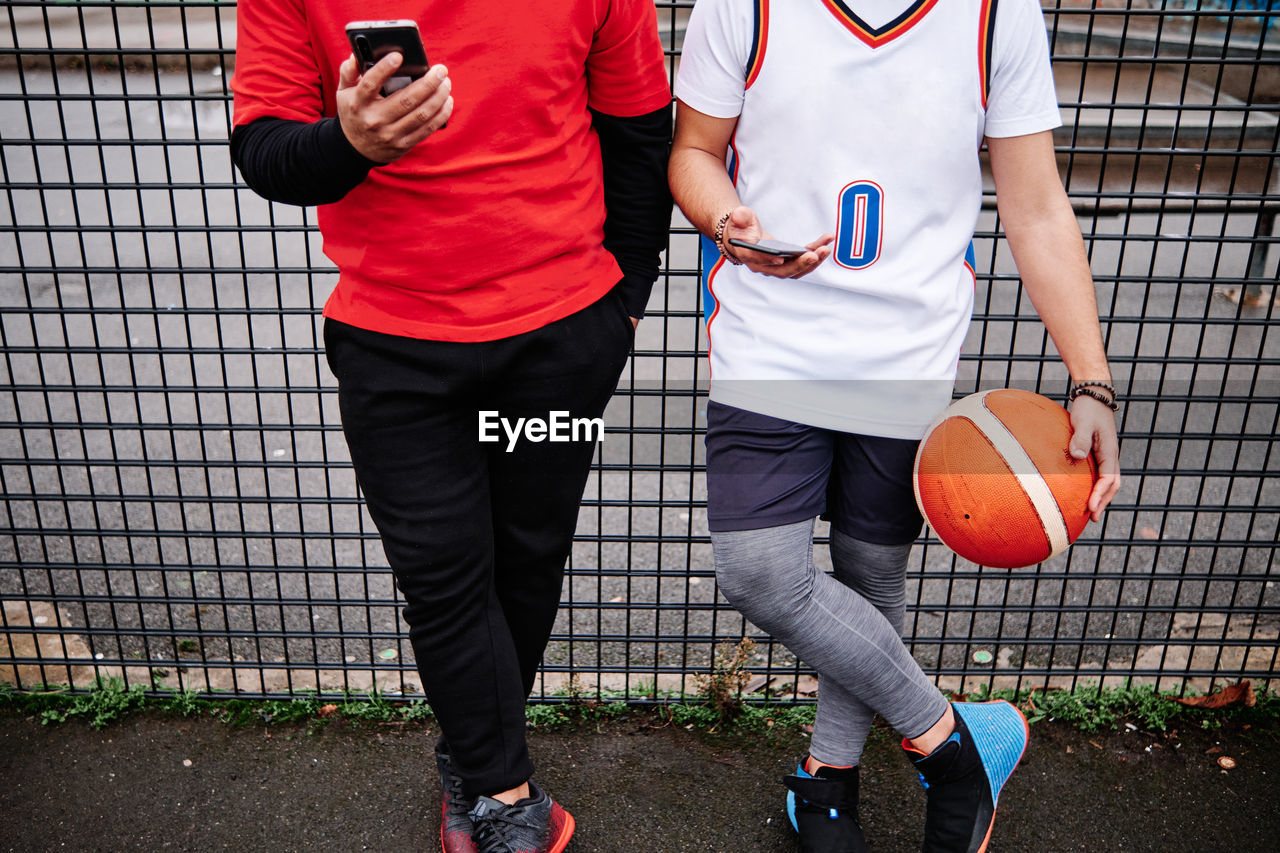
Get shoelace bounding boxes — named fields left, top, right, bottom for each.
left=469, top=805, right=530, bottom=853
left=440, top=755, right=473, bottom=820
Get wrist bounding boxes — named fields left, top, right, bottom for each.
left=712, top=210, right=743, bottom=265
left=323, top=116, right=383, bottom=170
left=1068, top=380, right=1119, bottom=411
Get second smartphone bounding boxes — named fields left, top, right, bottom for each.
left=345, top=19, right=430, bottom=96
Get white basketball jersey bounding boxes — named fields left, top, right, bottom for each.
left=677, top=0, right=1060, bottom=438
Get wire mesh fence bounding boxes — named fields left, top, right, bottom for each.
left=0, top=1, right=1276, bottom=704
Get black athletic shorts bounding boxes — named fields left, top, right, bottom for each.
left=704, top=400, right=925, bottom=544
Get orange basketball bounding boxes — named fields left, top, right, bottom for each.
left=913, top=389, right=1097, bottom=569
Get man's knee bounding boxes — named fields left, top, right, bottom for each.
left=710, top=520, right=816, bottom=623
left=830, top=527, right=909, bottom=630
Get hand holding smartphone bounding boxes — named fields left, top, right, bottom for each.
left=345, top=19, right=430, bottom=96
left=718, top=206, right=834, bottom=279
left=727, top=237, right=810, bottom=259
left=336, top=19, right=451, bottom=163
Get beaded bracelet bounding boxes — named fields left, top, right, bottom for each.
left=1070, top=380, right=1117, bottom=401
left=712, top=210, right=743, bottom=265
left=1071, top=380, right=1116, bottom=397
left=1069, top=381, right=1119, bottom=411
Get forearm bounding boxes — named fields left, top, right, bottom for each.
left=1001, top=199, right=1112, bottom=383
left=669, top=102, right=831, bottom=277
left=593, top=105, right=674, bottom=319
left=987, top=131, right=1111, bottom=384
left=668, top=144, right=741, bottom=238
left=230, top=116, right=378, bottom=207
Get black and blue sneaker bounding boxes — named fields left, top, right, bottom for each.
left=783, top=762, right=868, bottom=853
left=904, top=700, right=1029, bottom=853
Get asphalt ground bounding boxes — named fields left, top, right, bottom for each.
left=1, top=709, right=1278, bottom=853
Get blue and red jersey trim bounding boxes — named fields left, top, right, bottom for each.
left=820, top=0, right=940, bottom=48
left=745, top=0, right=770, bottom=89
left=978, top=0, right=999, bottom=109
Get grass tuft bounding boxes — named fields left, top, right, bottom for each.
left=2, top=677, right=1275, bottom=736
left=969, top=679, right=1276, bottom=733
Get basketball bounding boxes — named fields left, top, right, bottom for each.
left=913, top=389, right=1098, bottom=569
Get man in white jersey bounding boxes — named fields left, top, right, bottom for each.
left=670, top=0, right=1122, bottom=851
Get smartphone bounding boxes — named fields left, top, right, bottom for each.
left=728, top=237, right=810, bottom=259
left=345, top=20, right=429, bottom=96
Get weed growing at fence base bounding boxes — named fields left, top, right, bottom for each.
left=2, top=678, right=1275, bottom=734
left=968, top=679, right=1278, bottom=733
left=28, top=678, right=149, bottom=728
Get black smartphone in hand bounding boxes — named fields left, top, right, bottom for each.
left=728, top=237, right=809, bottom=259
left=345, top=19, right=429, bottom=96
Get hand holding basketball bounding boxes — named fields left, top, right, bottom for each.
left=914, top=389, right=1106, bottom=569
left=1068, top=394, right=1122, bottom=522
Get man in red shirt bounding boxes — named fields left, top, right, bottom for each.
left=231, top=2, right=671, bottom=850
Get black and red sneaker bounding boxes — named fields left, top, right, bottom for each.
left=435, top=738, right=478, bottom=853
left=783, top=762, right=868, bottom=853
left=467, top=782, right=575, bottom=853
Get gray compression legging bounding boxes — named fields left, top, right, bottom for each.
left=711, top=519, right=950, bottom=767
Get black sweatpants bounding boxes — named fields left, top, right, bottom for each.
left=323, top=288, right=634, bottom=796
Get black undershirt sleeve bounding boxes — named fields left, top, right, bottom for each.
left=230, top=116, right=380, bottom=207
left=592, top=104, right=674, bottom=320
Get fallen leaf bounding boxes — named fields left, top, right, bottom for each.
left=1205, top=746, right=1223, bottom=755
left=1089, top=740, right=1103, bottom=750
left=1168, top=680, right=1255, bottom=710
left=318, top=704, right=339, bottom=718
left=1219, top=287, right=1273, bottom=309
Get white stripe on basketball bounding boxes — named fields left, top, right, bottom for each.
left=944, top=391, right=1072, bottom=558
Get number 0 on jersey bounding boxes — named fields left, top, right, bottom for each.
left=834, top=180, right=884, bottom=270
